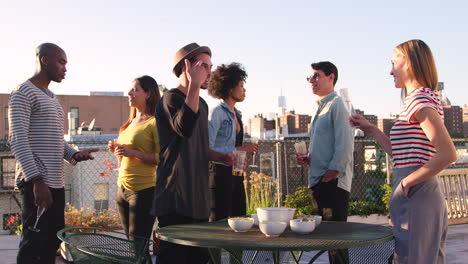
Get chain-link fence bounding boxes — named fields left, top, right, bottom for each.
left=242, top=139, right=391, bottom=215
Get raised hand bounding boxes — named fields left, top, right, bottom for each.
left=184, top=58, right=208, bottom=88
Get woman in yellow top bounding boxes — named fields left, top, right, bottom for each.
left=108, top=75, right=160, bottom=255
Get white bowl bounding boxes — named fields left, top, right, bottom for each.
left=256, top=207, right=296, bottom=226
left=313, top=215, right=322, bottom=227
left=290, top=219, right=315, bottom=234
left=228, top=217, right=254, bottom=232
left=250, top=214, right=259, bottom=226
left=259, top=221, right=287, bottom=237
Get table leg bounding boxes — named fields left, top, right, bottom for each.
left=208, top=248, right=222, bottom=264
left=273, top=250, right=280, bottom=264
left=223, top=248, right=244, bottom=264
left=290, top=251, right=304, bottom=264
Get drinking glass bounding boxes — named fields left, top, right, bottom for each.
left=294, top=141, right=308, bottom=164
left=28, top=205, right=46, bottom=232
left=249, top=137, right=259, bottom=168
left=232, top=150, right=247, bottom=172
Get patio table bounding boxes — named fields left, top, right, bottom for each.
left=155, top=220, right=394, bottom=264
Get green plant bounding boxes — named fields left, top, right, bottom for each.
left=381, top=184, right=392, bottom=214
left=348, top=201, right=385, bottom=216
left=4, top=213, right=21, bottom=235
left=244, top=172, right=279, bottom=215
left=284, top=186, right=314, bottom=216
left=64, top=203, right=120, bottom=231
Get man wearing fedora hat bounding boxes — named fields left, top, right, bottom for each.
left=152, top=42, right=233, bottom=264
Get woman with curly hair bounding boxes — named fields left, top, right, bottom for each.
left=207, top=62, right=257, bottom=221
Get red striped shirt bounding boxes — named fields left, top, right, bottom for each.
left=390, top=88, right=443, bottom=168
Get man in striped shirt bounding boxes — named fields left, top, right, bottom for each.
left=9, top=43, right=98, bottom=264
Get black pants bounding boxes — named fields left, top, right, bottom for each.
left=311, top=179, right=350, bottom=264
left=116, top=186, right=156, bottom=256
left=17, top=181, right=65, bottom=264
left=156, top=213, right=210, bottom=264
left=209, top=163, right=246, bottom=222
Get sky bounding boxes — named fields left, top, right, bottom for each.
left=1, top=0, right=467, bottom=121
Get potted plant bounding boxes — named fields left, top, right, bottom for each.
left=61, top=204, right=121, bottom=261
left=4, top=214, right=22, bottom=235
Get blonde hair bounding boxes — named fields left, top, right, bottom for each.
left=395, top=39, right=438, bottom=91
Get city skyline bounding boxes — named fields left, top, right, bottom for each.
left=1, top=0, right=467, bottom=120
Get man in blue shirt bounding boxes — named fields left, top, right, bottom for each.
left=297, top=61, right=354, bottom=264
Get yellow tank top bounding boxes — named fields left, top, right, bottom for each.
left=117, top=116, right=159, bottom=191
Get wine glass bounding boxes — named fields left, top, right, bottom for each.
left=249, top=137, right=259, bottom=168
left=28, top=205, right=46, bottom=232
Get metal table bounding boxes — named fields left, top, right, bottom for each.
left=155, top=221, right=394, bottom=264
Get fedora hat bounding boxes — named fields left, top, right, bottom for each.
left=173, top=42, right=212, bottom=77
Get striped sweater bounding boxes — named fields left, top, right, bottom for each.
left=8, top=80, right=78, bottom=188
left=390, top=87, right=444, bottom=168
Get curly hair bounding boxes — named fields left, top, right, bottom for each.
left=208, top=62, right=247, bottom=100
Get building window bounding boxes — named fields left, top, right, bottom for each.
left=94, top=183, right=108, bottom=211
left=70, top=107, right=79, bottom=131
left=1, top=156, right=15, bottom=189
left=4, top=107, right=8, bottom=130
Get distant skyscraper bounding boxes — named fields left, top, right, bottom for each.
left=278, top=95, right=286, bottom=108
left=438, top=82, right=452, bottom=106
left=278, top=90, right=287, bottom=116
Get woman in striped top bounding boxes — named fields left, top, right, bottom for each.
left=350, top=39, right=457, bottom=263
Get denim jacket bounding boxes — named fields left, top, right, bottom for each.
left=208, top=102, right=242, bottom=154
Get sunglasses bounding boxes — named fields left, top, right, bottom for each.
left=306, top=72, right=320, bottom=82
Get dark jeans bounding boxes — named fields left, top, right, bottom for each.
left=209, top=163, right=246, bottom=222
left=116, top=186, right=156, bottom=256
left=156, top=213, right=210, bottom=264
left=311, top=179, right=350, bottom=264
left=17, top=181, right=65, bottom=264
